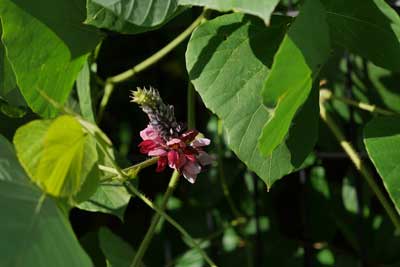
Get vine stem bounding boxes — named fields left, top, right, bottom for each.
left=99, top=157, right=159, bottom=182
left=124, top=181, right=217, bottom=267
left=320, top=89, right=397, bottom=116
left=130, top=170, right=180, bottom=267
left=97, top=82, right=114, bottom=123
left=319, top=92, right=400, bottom=232
left=96, top=10, right=207, bottom=123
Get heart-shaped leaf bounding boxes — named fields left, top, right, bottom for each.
left=186, top=13, right=319, bottom=188
left=14, top=115, right=98, bottom=197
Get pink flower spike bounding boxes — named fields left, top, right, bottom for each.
left=197, top=151, right=213, bottom=166
left=191, top=138, right=211, bottom=148
left=148, top=148, right=167, bottom=156
left=182, top=161, right=201, bottom=183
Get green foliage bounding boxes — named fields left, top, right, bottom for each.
left=14, top=115, right=98, bottom=197
left=77, top=61, right=96, bottom=123
left=179, top=0, right=280, bottom=24
left=186, top=13, right=319, bottom=187
left=364, top=117, right=400, bottom=213
left=259, top=0, right=330, bottom=156
left=0, top=23, right=16, bottom=98
left=0, top=0, right=102, bottom=117
left=0, top=135, right=92, bottom=267
left=78, top=181, right=131, bottom=220
left=88, top=0, right=181, bottom=34
left=323, top=0, right=400, bottom=71
left=2, top=0, right=400, bottom=266
left=98, top=227, right=141, bottom=267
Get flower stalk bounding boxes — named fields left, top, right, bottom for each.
left=130, top=170, right=180, bottom=267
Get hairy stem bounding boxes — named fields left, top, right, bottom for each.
left=320, top=89, right=397, bottom=116
left=319, top=94, right=400, bottom=232
left=131, top=170, right=180, bottom=267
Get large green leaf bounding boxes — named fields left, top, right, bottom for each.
left=186, top=13, right=319, bottom=188
left=0, top=135, right=92, bottom=267
left=364, top=117, right=400, bottom=213
left=322, top=0, right=400, bottom=71
left=78, top=181, right=131, bottom=220
left=14, top=115, right=98, bottom=197
left=259, top=0, right=330, bottom=156
left=98, top=227, right=142, bottom=267
left=0, top=0, right=102, bottom=117
left=86, top=0, right=182, bottom=34
left=179, top=0, right=280, bottom=24
left=90, top=0, right=180, bottom=32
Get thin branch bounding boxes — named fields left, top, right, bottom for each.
left=100, top=157, right=159, bottom=182
left=108, top=10, right=207, bottom=84
left=320, top=89, right=398, bottom=116
left=319, top=92, right=400, bottom=232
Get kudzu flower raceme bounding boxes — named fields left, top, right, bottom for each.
left=131, top=87, right=212, bottom=183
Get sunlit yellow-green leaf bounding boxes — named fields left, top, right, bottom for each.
left=14, top=115, right=98, bottom=197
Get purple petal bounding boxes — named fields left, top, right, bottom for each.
left=182, top=161, right=201, bottom=184
left=191, top=138, right=210, bottom=148
left=197, top=151, right=213, bottom=166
